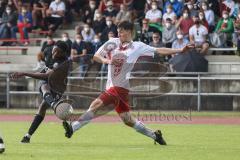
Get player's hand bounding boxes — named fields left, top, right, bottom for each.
left=181, top=43, right=195, bottom=53
left=102, top=58, right=111, bottom=64
left=110, top=59, right=122, bottom=66
left=10, top=72, right=25, bottom=80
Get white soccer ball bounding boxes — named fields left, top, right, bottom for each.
left=0, top=137, right=5, bottom=154
left=55, top=102, right=73, bottom=120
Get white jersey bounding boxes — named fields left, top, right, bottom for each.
left=96, top=38, right=157, bottom=90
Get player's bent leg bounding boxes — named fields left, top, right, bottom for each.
left=63, top=98, right=105, bottom=138
left=40, top=84, right=56, bottom=108
left=119, top=112, right=167, bottom=145
left=21, top=101, right=48, bottom=143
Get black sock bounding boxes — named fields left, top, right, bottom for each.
left=43, top=92, right=55, bottom=107
left=28, top=114, right=44, bottom=136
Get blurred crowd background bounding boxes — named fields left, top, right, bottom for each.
left=1, top=0, right=240, bottom=73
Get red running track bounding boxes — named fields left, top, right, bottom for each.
left=0, top=115, right=240, bottom=125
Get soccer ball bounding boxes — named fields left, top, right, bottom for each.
left=0, top=137, right=5, bottom=154
left=54, top=102, right=73, bottom=120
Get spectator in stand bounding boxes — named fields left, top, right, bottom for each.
left=0, top=5, right=18, bottom=45
left=191, top=0, right=201, bottom=10
left=139, top=18, right=154, bottom=44
left=215, top=10, right=234, bottom=47
left=186, top=1, right=198, bottom=17
left=0, top=0, right=7, bottom=17
left=33, top=52, right=46, bottom=71
left=189, top=15, right=209, bottom=54
left=12, top=5, right=33, bottom=45
left=12, top=0, right=22, bottom=12
left=115, top=3, right=131, bottom=24
left=208, top=0, right=220, bottom=17
left=169, top=29, right=190, bottom=71
left=99, top=0, right=124, bottom=12
left=41, top=35, right=55, bottom=52
left=123, top=0, right=134, bottom=9
left=162, top=18, right=177, bottom=48
left=132, top=0, right=146, bottom=19
left=171, top=30, right=189, bottom=55
left=61, top=0, right=72, bottom=24
left=176, top=8, right=194, bottom=38
left=71, top=33, right=88, bottom=77
left=32, top=0, right=49, bottom=29
left=75, top=24, right=82, bottom=35
left=149, top=32, right=164, bottom=48
left=201, top=1, right=214, bottom=32
left=145, top=0, right=164, bottom=13
left=163, top=0, right=184, bottom=18
left=101, top=16, right=117, bottom=42
left=198, top=11, right=209, bottom=31
left=145, top=1, right=162, bottom=25
left=103, top=0, right=118, bottom=18
left=65, top=0, right=84, bottom=16
left=7, top=0, right=16, bottom=10
left=92, top=10, right=106, bottom=36
left=98, top=0, right=108, bottom=12
left=46, top=0, right=65, bottom=33
left=233, top=12, right=240, bottom=46
left=82, top=0, right=97, bottom=24
left=61, top=32, right=72, bottom=57
left=162, top=4, right=177, bottom=24
left=81, top=23, right=95, bottom=43
left=149, top=32, right=164, bottom=63
left=92, top=34, right=103, bottom=53
left=221, top=0, right=235, bottom=17
left=232, top=0, right=240, bottom=18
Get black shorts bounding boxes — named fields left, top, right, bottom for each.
left=39, top=80, right=62, bottom=101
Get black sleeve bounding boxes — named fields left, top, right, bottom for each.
left=8, top=12, right=18, bottom=25
left=41, top=42, right=47, bottom=52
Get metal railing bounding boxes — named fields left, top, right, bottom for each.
left=1, top=72, right=240, bottom=111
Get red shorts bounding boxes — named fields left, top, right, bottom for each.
left=99, top=87, right=130, bottom=114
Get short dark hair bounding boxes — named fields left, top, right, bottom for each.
left=55, top=40, right=69, bottom=57
left=117, top=21, right=134, bottom=31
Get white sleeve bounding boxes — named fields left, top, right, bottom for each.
left=139, top=42, right=156, bottom=57
left=95, top=43, right=107, bottom=57
left=203, top=27, right=208, bottom=35
left=145, top=11, right=150, bottom=19
left=49, top=2, right=54, bottom=9
left=159, top=10, right=162, bottom=19
left=189, top=27, right=193, bottom=36
left=59, top=2, right=66, bottom=11
left=95, top=39, right=115, bottom=57
left=209, top=11, right=215, bottom=24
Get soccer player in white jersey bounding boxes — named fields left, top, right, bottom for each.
left=63, top=21, right=193, bottom=145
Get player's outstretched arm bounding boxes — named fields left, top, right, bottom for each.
left=155, top=44, right=195, bottom=55
left=93, top=53, right=111, bottom=64
left=11, top=70, right=53, bottom=80
left=93, top=53, right=122, bottom=66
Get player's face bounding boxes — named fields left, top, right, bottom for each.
left=118, top=28, right=132, bottom=43
left=52, top=46, right=63, bottom=60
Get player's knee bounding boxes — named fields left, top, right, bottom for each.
left=122, top=117, right=135, bottom=127
left=41, top=84, right=50, bottom=93
left=89, top=98, right=104, bottom=113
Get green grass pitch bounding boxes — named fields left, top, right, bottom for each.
left=0, top=122, right=240, bottom=160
